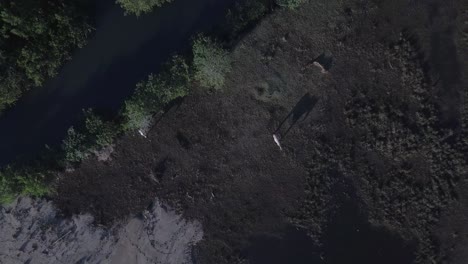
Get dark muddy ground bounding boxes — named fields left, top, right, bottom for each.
left=54, top=0, right=467, bottom=263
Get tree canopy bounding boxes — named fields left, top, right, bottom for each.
left=193, top=35, right=231, bottom=90
left=123, top=55, right=191, bottom=130
left=62, top=110, right=120, bottom=163
left=0, top=0, right=92, bottom=112
left=116, top=0, right=173, bottom=16
left=0, top=167, right=50, bottom=204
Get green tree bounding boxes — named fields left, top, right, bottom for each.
left=0, top=1, right=92, bottom=112
left=62, top=110, right=120, bottom=163
left=124, top=55, right=191, bottom=130
left=116, top=0, right=173, bottom=16
left=16, top=173, right=49, bottom=197
left=193, top=35, right=231, bottom=90
left=123, top=100, right=151, bottom=131
left=62, top=127, right=87, bottom=163
left=0, top=168, right=50, bottom=205
left=0, top=173, right=15, bottom=204
left=84, top=110, right=119, bottom=148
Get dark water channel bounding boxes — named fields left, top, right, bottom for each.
left=0, top=0, right=235, bottom=165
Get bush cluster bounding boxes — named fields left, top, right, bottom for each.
left=116, top=0, right=173, bottom=16
left=62, top=37, right=231, bottom=162
left=62, top=110, right=120, bottom=163
left=0, top=168, right=50, bottom=204
left=123, top=55, right=191, bottom=130
left=193, top=35, right=231, bottom=90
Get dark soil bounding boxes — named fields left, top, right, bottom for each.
left=54, top=0, right=467, bottom=263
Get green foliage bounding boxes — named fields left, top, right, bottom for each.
left=123, top=100, right=151, bottom=131
left=61, top=55, right=191, bottom=163
left=62, top=127, right=87, bottom=163
left=0, top=173, right=15, bottom=204
left=116, top=0, right=173, bottom=16
left=16, top=174, right=50, bottom=197
left=0, top=1, right=92, bottom=112
left=84, top=110, right=119, bottom=148
left=0, top=168, right=50, bottom=205
left=275, top=0, right=306, bottom=9
left=124, top=55, right=191, bottom=130
left=62, top=110, right=120, bottom=163
left=193, top=35, right=231, bottom=90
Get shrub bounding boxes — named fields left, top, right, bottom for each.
left=0, top=173, right=15, bottom=205
left=16, top=174, right=50, bottom=197
left=116, top=0, right=173, bottom=16
left=124, top=55, right=190, bottom=130
left=193, top=35, right=231, bottom=90
left=275, top=0, right=306, bottom=9
left=84, top=110, right=119, bottom=148
left=62, top=127, right=87, bottom=163
left=0, top=168, right=50, bottom=205
left=64, top=55, right=190, bottom=163
left=62, top=110, right=120, bottom=163
left=123, top=100, right=152, bottom=131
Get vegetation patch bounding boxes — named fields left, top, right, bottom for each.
left=123, top=55, right=191, bottom=130
left=62, top=110, right=121, bottom=164
left=0, top=1, right=92, bottom=113
left=116, top=0, right=173, bottom=16
left=193, top=35, right=231, bottom=90
left=0, top=167, right=50, bottom=204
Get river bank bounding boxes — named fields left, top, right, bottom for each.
left=0, top=0, right=237, bottom=166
